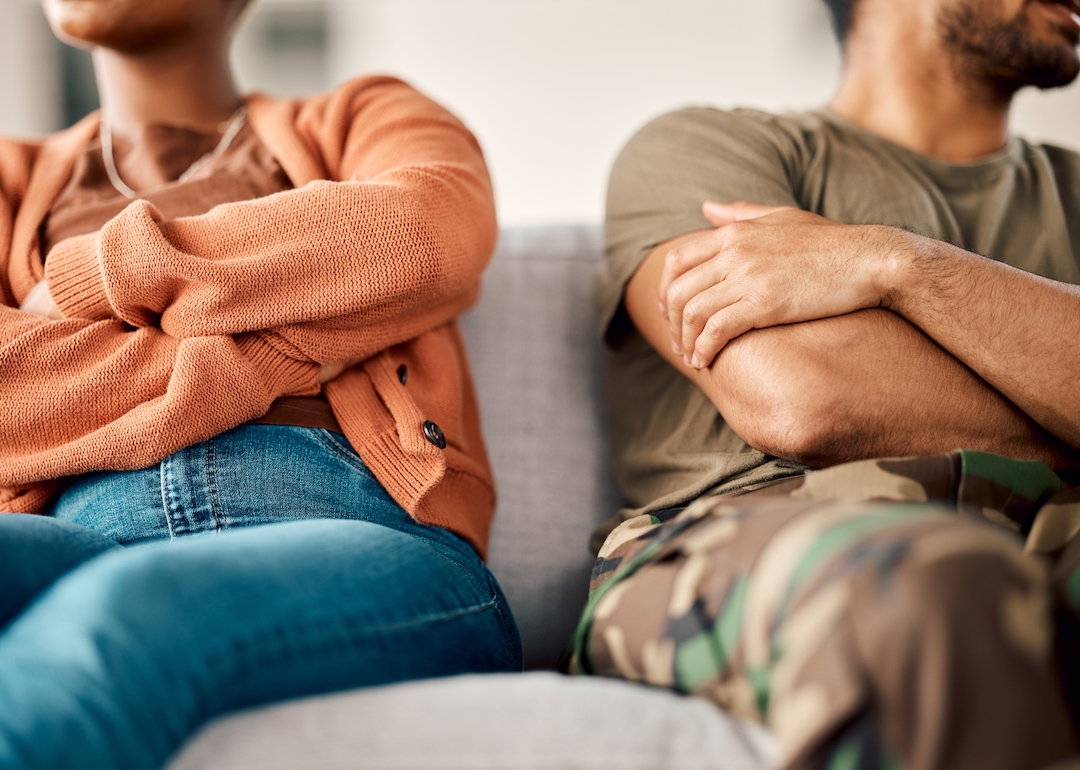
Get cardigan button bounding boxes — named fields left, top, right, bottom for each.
left=423, top=420, right=446, bottom=450
left=397, top=364, right=408, bottom=385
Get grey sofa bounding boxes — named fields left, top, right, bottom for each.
left=166, top=226, right=776, bottom=770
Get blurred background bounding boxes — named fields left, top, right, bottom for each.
left=2, top=0, right=1078, bottom=226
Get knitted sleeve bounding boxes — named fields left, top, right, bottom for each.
left=43, top=79, right=498, bottom=365
left=0, top=305, right=318, bottom=493
left=0, top=135, right=323, bottom=503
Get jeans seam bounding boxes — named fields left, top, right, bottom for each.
left=159, top=457, right=177, bottom=540
left=204, top=438, right=226, bottom=534
left=308, top=429, right=377, bottom=481
left=201, top=593, right=501, bottom=685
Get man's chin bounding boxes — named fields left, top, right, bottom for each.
left=1028, top=1, right=1080, bottom=80
left=941, top=2, right=1080, bottom=95
left=1030, top=49, right=1080, bottom=90
left=1006, top=34, right=1080, bottom=91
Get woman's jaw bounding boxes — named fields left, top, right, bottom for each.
left=40, top=0, right=251, bottom=55
left=44, top=0, right=251, bottom=140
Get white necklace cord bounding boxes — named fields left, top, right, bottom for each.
left=100, top=105, right=248, bottom=200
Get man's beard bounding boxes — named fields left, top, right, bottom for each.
left=938, top=1, right=1080, bottom=101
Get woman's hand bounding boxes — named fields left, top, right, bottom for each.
left=19, top=281, right=64, bottom=320
left=658, top=201, right=901, bottom=369
left=319, top=357, right=365, bottom=384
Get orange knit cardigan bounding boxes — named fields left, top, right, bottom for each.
left=0, top=76, right=500, bottom=557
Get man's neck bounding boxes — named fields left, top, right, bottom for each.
left=828, top=31, right=1012, bottom=163
left=92, top=33, right=242, bottom=141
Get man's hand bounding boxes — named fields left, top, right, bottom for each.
left=627, top=226, right=1080, bottom=474
left=660, top=201, right=901, bottom=369
left=19, top=281, right=64, bottom=320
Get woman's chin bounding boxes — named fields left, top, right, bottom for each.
left=41, top=0, right=217, bottom=54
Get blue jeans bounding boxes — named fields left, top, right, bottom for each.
left=0, top=425, right=522, bottom=770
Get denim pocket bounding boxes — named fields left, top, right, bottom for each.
left=306, top=429, right=378, bottom=482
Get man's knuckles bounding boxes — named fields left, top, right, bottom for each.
left=664, top=271, right=702, bottom=313
left=681, top=294, right=714, bottom=329
left=701, top=314, right=729, bottom=344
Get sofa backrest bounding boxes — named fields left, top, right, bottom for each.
left=459, top=225, right=623, bottom=670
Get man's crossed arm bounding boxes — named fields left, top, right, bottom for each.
left=624, top=202, right=1080, bottom=475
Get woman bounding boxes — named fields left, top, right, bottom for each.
left=0, top=0, right=521, bottom=767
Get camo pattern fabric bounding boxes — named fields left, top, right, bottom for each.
left=564, top=451, right=1080, bottom=770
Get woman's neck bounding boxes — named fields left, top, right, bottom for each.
left=92, top=32, right=242, bottom=141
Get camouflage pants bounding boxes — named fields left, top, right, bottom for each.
left=565, top=451, right=1080, bottom=770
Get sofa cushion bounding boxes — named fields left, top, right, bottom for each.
left=166, top=672, right=777, bottom=770
left=461, top=225, right=622, bottom=669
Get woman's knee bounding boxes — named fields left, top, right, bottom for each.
left=28, top=520, right=517, bottom=678
left=0, top=514, right=119, bottom=626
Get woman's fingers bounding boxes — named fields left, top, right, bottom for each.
left=318, top=362, right=347, bottom=384
left=319, top=355, right=366, bottom=383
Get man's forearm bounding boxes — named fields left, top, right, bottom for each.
left=626, top=234, right=1079, bottom=474
left=883, top=228, right=1080, bottom=448
left=656, top=204, right=1080, bottom=449
left=711, top=309, right=1078, bottom=473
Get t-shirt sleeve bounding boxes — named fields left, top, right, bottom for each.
left=596, top=107, right=812, bottom=347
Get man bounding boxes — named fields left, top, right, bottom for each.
left=566, top=1, right=1080, bottom=769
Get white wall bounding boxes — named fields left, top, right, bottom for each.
left=321, top=0, right=1080, bottom=225
left=1014, top=85, right=1080, bottom=152
left=233, top=0, right=329, bottom=98
left=0, top=0, right=61, bottom=137
left=325, top=0, right=845, bottom=225
left=3, top=0, right=1078, bottom=225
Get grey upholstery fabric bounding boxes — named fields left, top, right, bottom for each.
left=462, top=225, right=623, bottom=670
left=167, top=672, right=777, bottom=770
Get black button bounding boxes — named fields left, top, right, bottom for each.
left=397, top=364, right=408, bottom=385
left=423, top=420, right=446, bottom=449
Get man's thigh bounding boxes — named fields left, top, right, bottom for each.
left=579, top=498, right=1070, bottom=768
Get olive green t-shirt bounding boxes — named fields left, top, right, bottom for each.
left=595, top=106, right=1080, bottom=540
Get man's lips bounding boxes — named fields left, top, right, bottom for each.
left=1039, top=0, right=1080, bottom=34
left=1042, top=0, right=1080, bottom=20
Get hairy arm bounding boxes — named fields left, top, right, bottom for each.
left=627, top=230, right=1079, bottom=473
left=885, top=230, right=1080, bottom=451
